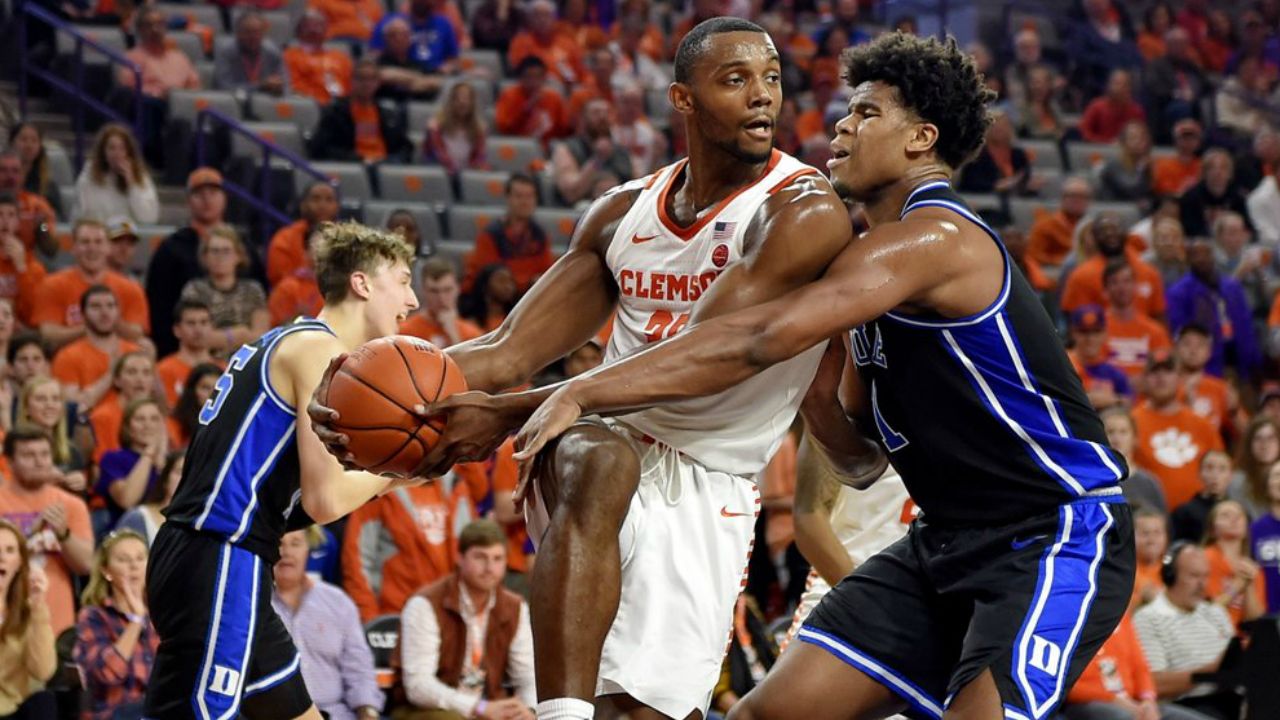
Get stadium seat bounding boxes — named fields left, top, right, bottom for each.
left=446, top=205, right=501, bottom=245
left=195, top=62, right=215, bottom=89
left=406, top=101, right=441, bottom=136
left=1066, top=142, right=1121, bottom=173
left=1092, top=201, right=1142, bottom=231
left=1022, top=139, right=1061, bottom=171
left=44, top=142, right=74, bottom=187
left=169, top=31, right=207, bottom=63
left=262, top=10, right=294, bottom=48
left=168, top=90, right=242, bottom=127
left=534, top=207, right=582, bottom=249
left=459, top=169, right=511, bottom=206
left=460, top=49, right=503, bottom=78
left=486, top=136, right=543, bottom=173
left=303, top=162, right=371, bottom=204
left=231, top=122, right=305, bottom=160
left=377, top=165, right=453, bottom=205
left=158, top=2, right=225, bottom=32
left=249, top=94, right=322, bottom=135
left=363, top=614, right=401, bottom=690
left=364, top=200, right=442, bottom=255
left=56, top=26, right=127, bottom=60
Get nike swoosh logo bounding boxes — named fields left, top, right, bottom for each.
left=720, top=506, right=752, bottom=518
left=631, top=234, right=660, bottom=244
left=1011, top=535, right=1048, bottom=551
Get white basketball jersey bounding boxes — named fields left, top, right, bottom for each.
left=827, top=468, right=914, bottom=567
left=602, top=149, right=827, bottom=477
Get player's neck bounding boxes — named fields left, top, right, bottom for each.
left=682, top=139, right=773, bottom=210
left=316, top=304, right=371, bottom=351
left=863, top=167, right=952, bottom=227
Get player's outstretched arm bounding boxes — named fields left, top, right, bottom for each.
left=793, top=433, right=855, bottom=586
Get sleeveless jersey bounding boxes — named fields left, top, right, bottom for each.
left=602, top=149, right=827, bottom=477
left=164, top=318, right=334, bottom=561
left=852, top=181, right=1126, bottom=524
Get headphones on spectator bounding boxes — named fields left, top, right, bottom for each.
left=1161, top=541, right=1193, bottom=587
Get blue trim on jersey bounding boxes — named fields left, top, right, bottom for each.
left=228, top=420, right=298, bottom=543
left=796, top=627, right=943, bottom=719
left=193, top=544, right=261, bottom=720
left=1008, top=503, right=1115, bottom=720
left=899, top=180, right=951, bottom=210
left=243, top=654, right=301, bottom=697
left=260, top=319, right=334, bottom=416
left=193, top=394, right=296, bottom=537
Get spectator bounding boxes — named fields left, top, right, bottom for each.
left=401, top=258, right=482, bottom=348
left=1138, top=2, right=1176, bottom=60
left=50, top=285, right=141, bottom=412
left=568, top=47, right=618, bottom=120
left=1238, top=126, right=1280, bottom=194
left=399, top=520, right=535, bottom=718
left=1176, top=0, right=1210, bottom=46
left=1063, top=214, right=1167, bottom=318
left=552, top=98, right=632, bottom=207
left=117, top=451, right=183, bottom=546
left=1213, top=212, right=1272, bottom=314
left=16, top=378, right=87, bottom=496
left=1080, top=69, right=1147, bottom=143
left=374, top=17, right=445, bottom=103
left=1068, top=305, right=1132, bottom=409
left=1167, top=239, right=1261, bottom=380
left=1098, top=121, right=1155, bottom=208
left=1215, top=56, right=1280, bottom=139
left=308, top=0, right=383, bottom=43
left=33, top=220, right=149, bottom=351
left=1100, top=406, right=1166, bottom=515
left=1249, top=463, right=1280, bottom=613
left=7, top=123, right=60, bottom=216
left=0, top=426, right=94, bottom=635
left=86, top=352, right=163, bottom=465
left=957, top=109, right=1040, bottom=196
left=386, top=209, right=423, bottom=252
left=283, top=10, right=354, bottom=105
left=273, top=528, right=384, bottom=720
left=0, top=194, right=47, bottom=327
left=154, top=300, right=214, bottom=409
left=72, top=529, right=156, bottom=720
left=169, top=363, right=221, bottom=448
left=1148, top=216, right=1190, bottom=290
left=212, top=10, right=288, bottom=95
left=105, top=219, right=142, bottom=283
left=119, top=8, right=200, bottom=99
left=1153, top=119, right=1205, bottom=198
left=459, top=264, right=516, bottom=332
left=666, top=0, right=720, bottom=60
left=1225, top=9, right=1276, bottom=75
left=1179, top=150, right=1251, bottom=239
left=495, top=56, right=567, bottom=145
left=268, top=230, right=324, bottom=325
left=1170, top=450, right=1233, bottom=542
left=470, top=0, right=522, bottom=54
left=1027, top=176, right=1092, bottom=267
left=612, top=84, right=665, bottom=178
left=1015, top=64, right=1069, bottom=142
left=267, top=182, right=340, bottom=286
left=310, top=59, right=413, bottom=164
left=0, top=150, right=56, bottom=256
left=1176, top=324, right=1241, bottom=439
left=422, top=81, right=488, bottom=174
left=1061, top=615, right=1164, bottom=720
left=712, top=593, right=777, bottom=716
left=1132, top=543, right=1237, bottom=720
left=1003, top=29, right=1051, bottom=107
left=1247, top=157, right=1280, bottom=246
left=76, top=125, right=159, bottom=228
left=1201, top=500, right=1266, bottom=628
left=564, top=338, right=603, bottom=378
left=1145, top=28, right=1209, bottom=142
left=0, top=519, right=56, bottom=719
left=179, top=225, right=270, bottom=355
left=145, top=168, right=232, bottom=358
left=1133, top=348, right=1225, bottom=509
left=1231, top=417, right=1279, bottom=519
left=369, top=0, right=459, bottom=74
left=1131, top=506, right=1172, bottom=608
left=506, top=0, right=582, bottom=85
left=1067, top=0, right=1143, bottom=102
left=611, top=13, right=668, bottom=91
left=464, top=174, right=552, bottom=293
left=5, top=333, right=50, bottom=421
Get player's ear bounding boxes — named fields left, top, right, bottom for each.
left=349, top=271, right=372, bottom=300
left=669, top=82, right=694, bottom=116
left=906, top=122, right=939, bottom=155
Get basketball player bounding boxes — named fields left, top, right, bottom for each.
left=309, top=18, right=882, bottom=720
left=145, top=223, right=420, bottom=720
left=512, top=34, right=1136, bottom=720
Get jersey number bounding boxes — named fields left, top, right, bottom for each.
left=199, top=344, right=259, bottom=425
left=644, top=310, right=690, bottom=343
left=870, top=380, right=908, bottom=452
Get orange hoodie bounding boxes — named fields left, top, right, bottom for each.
left=1067, top=614, right=1157, bottom=705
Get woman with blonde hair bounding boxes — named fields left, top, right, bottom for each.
left=74, top=123, right=159, bottom=225
left=0, top=519, right=56, bottom=719
left=178, top=225, right=269, bottom=354
left=422, top=81, right=488, bottom=175
left=17, top=376, right=87, bottom=493
left=1202, top=499, right=1267, bottom=629
left=72, top=529, right=157, bottom=720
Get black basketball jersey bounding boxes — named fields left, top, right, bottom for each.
left=164, top=318, right=334, bottom=561
left=852, top=181, right=1127, bottom=524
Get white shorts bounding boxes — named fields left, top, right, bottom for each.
left=525, top=418, right=760, bottom=719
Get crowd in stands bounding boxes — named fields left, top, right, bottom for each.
left=2, top=0, right=1280, bottom=718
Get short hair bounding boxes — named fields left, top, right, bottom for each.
left=1211, top=210, right=1245, bottom=237
left=514, top=56, right=547, bottom=76
left=1132, top=505, right=1167, bottom=524
left=4, top=424, right=51, bottom=459
left=314, top=221, right=414, bottom=303
left=173, top=298, right=211, bottom=324
left=840, top=33, right=995, bottom=169
left=79, top=284, right=117, bottom=315
left=458, top=519, right=506, bottom=555
left=1177, top=322, right=1212, bottom=340
left=7, top=331, right=46, bottom=366
left=1199, top=448, right=1231, bottom=472
left=505, top=172, right=538, bottom=196
left=0, top=193, right=17, bottom=209
left=1101, top=258, right=1132, bottom=285
left=72, top=218, right=108, bottom=242
left=673, top=17, right=767, bottom=84
left=420, top=257, right=457, bottom=282
left=235, top=8, right=265, bottom=29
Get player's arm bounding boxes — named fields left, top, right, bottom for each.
left=792, top=433, right=853, bottom=586
left=798, top=335, right=886, bottom=489
left=513, top=211, right=986, bottom=460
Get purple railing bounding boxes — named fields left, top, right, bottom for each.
left=195, top=106, right=339, bottom=240
left=18, top=2, right=144, bottom=169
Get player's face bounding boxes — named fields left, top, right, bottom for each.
left=363, top=259, right=418, bottom=339
left=103, top=537, right=147, bottom=597
left=1133, top=515, right=1167, bottom=562
left=458, top=543, right=506, bottom=592
left=274, top=530, right=310, bottom=586
left=12, top=345, right=47, bottom=383
left=84, top=293, right=120, bottom=336
left=26, top=382, right=63, bottom=429
left=681, top=32, right=781, bottom=165
left=176, top=309, right=212, bottom=350
left=1200, top=453, right=1232, bottom=496
left=1102, top=414, right=1134, bottom=456
left=828, top=82, right=929, bottom=202
left=1252, top=423, right=1280, bottom=464
left=1175, top=332, right=1211, bottom=371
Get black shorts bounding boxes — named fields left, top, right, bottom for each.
left=143, top=524, right=312, bottom=720
left=801, top=496, right=1134, bottom=720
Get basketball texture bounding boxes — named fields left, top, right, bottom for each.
left=323, top=336, right=467, bottom=476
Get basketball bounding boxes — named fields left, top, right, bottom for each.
left=322, top=336, right=467, bottom=476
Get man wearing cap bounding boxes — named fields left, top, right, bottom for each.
left=1102, top=259, right=1173, bottom=381
left=1068, top=304, right=1132, bottom=410
left=1132, top=348, right=1225, bottom=509
left=105, top=217, right=142, bottom=282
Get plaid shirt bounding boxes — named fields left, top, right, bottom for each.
left=72, top=599, right=158, bottom=720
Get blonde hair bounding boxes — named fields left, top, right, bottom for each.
left=17, top=377, right=72, bottom=467
left=314, top=221, right=414, bottom=303
left=436, top=81, right=485, bottom=147
left=88, top=123, right=150, bottom=193
left=201, top=224, right=250, bottom=272
left=1202, top=499, right=1251, bottom=553
left=80, top=529, right=147, bottom=608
